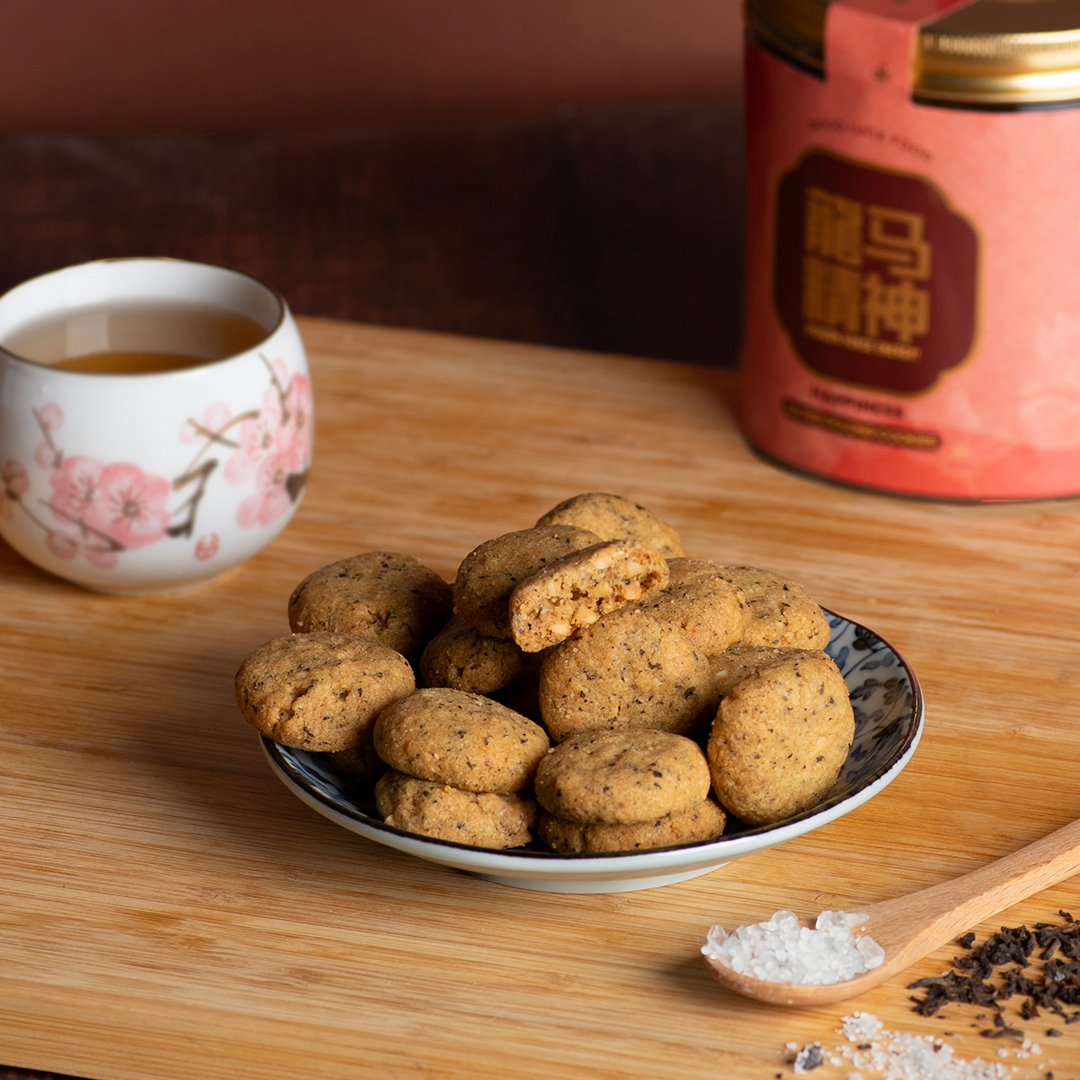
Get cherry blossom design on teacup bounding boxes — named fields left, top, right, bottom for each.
left=0, top=355, right=311, bottom=571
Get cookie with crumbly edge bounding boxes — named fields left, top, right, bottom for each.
left=373, top=687, right=549, bottom=793
left=419, top=613, right=544, bottom=694
left=706, top=646, right=853, bottom=826
left=537, top=797, right=726, bottom=853
left=533, top=728, right=712, bottom=825
left=288, top=551, right=454, bottom=656
left=538, top=607, right=714, bottom=742
left=718, top=565, right=831, bottom=649
left=234, top=632, right=416, bottom=752
left=631, top=557, right=749, bottom=657
left=535, top=491, right=685, bottom=558
left=454, top=525, right=601, bottom=639
left=375, top=769, right=539, bottom=849
left=509, top=538, right=670, bottom=653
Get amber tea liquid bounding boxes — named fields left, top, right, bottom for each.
left=2, top=299, right=269, bottom=373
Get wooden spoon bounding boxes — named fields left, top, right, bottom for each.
left=705, top=815, right=1080, bottom=1006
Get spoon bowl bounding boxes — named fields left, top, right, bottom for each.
left=705, top=815, right=1080, bottom=1006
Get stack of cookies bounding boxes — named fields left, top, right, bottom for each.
left=372, top=687, right=549, bottom=849
left=533, top=729, right=727, bottom=853
left=234, top=491, right=855, bottom=853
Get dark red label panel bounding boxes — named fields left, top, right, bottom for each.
left=774, top=149, right=978, bottom=394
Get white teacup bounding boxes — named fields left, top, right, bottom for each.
left=0, top=258, right=313, bottom=594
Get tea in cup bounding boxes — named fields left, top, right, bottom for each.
left=0, top=258, right=313, bottom=594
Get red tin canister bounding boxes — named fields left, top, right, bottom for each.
left=738, top=0, right=1080, bottom=499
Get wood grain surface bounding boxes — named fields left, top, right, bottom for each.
left=3, top=318, right=1080, bottom=1080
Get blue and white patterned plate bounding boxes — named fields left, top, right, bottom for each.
left=263, top=610, right=922, bottom=893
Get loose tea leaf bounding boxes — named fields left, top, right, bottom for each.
left=909, top=912, right=1080, bottom=1037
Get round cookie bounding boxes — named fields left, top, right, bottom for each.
left=375, top=769, right=538, bottom=849
left=373, top=687, right=550, bottom=793
left=288, top=551, right=454, bottom=656
left=718, top=566, right=831, bottom=649
left=234, top=632, right=416, bottom=752
left=509, top=538, right=670, bottom=653
left=538, top=607, right=715, bottom=742
left=533, top=728, right=712, bottom=825
left=454, top=525, right=601, bottom=639
left=419, top=614, right=543, bottom=694
left=538, top=797, right=726, bottom=853
left=631, top=557, right=750, bottom=657
left=534, top=492, right=685, bottom=558
left=706, top=646, right=854, bottom=825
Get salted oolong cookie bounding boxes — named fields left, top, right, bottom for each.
left=535, top=492, right=685, bottom=558
left=419, top=614, right=543, bottom=694
left=454, top=525, right=601, bottom=639
left=373, top=687, right=550, bottom=793
left=538, top=607, right=714, bottom=742
left=288, top=551, right=454, bottom=656
left=533, top=728, right=712, bottom=825
left=707, top=646, right=854, bottom=826
left=509, top=538, right=670, bottom=653
left=718, top=566, right=831, bottom=650
left=375, top=769, right=539, bottom=849
left=234, top=632, right=416, bottom=752
left=630, top=557, right=750, bottom=657
left=537, top=797, right=726, bottom=853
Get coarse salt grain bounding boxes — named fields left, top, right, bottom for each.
left=701, top=909, right=885, bottom=986
left=841, top=1012, right=885, bottom=1043
left=824, top=1012, right=1013, bottom=1080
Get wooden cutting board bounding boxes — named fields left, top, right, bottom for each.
left=3, top=317, right=1080, bottom=1080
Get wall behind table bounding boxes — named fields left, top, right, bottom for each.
left=0, top=0, right=745, bottom=366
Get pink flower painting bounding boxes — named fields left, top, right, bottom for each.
left=42, top=455, right=170, bottom=564
left=222, top=360, right=312, bottom=528
left=81, top=461, right=172, bottom=550
left=6, top=354, right=311, bottom=571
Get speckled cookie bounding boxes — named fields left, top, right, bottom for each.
left=717, top=566, right=831, bottom=649
left=533, top=728, right=712, bottom=825
left=454, top=525, right=601, bottom=639
left=537, top=796, right=726, bottom=853
left=373, top=687, right=550, bottom=793
left=375, top=769, right=539, bottom=849
left=509, top=539, right=670, bottom=653
left=234, top=632, right=416, bottom=752
left=418, top=614, right=544, bottom=694
left=287, top=551, right=454, bottom=656
left=538, top=607, right=715, bottom=742
left=534, top=492, right=685, bottom=558
left=630, top=558, right=750, bottom=657
left=706, top=646, right=854, bottom=826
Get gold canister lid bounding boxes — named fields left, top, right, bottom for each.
left=746, top=0, right=1080, bottom=106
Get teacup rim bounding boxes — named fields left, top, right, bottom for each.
left=0, top=256, right=288, bottom=378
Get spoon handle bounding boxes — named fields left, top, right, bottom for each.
left=866, top=815, right=1080, bottom=969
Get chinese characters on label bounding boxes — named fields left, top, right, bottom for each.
left=774, top=149, right=977, bottom=394
left=801, top=187, right=932, bottom=361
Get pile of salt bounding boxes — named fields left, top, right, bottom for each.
left=701, top=909, right=885, bottom=986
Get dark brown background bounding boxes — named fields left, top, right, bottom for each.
left=0, top=0, right=746, bottom=368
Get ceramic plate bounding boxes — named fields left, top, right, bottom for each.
left=263, top=611, right=923, bottom=893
